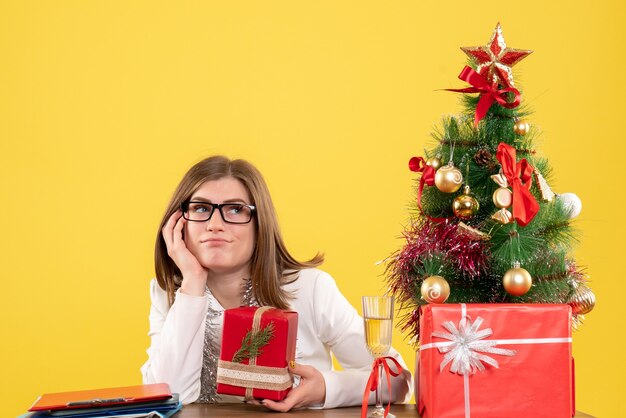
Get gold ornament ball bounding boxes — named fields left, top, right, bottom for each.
left=493, top=187, right=513, bottom=209
left=513, top=120, right=530, bottom=136
left=434, top=164, right=463, bottom=193
left=453, top=186, right=480, bottom=219
left=421, top=275, right=450, bottom=304
left=503, top=264, right=532, bottom=296
left=426, top=156, right=442, bottom=170
left=569, top=284, right=596, bottom=315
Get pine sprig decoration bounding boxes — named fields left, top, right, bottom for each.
left=232, top=322, right=275, bottom=363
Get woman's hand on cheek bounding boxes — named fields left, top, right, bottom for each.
left=261, top=363, right=326, bottom=412
left=161, top=210, right=207, bottom=296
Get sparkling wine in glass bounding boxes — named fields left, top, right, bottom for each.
left=362, top=296, right=395, bottom=418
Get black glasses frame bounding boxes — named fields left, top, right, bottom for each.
left=181, top=201, right=256, bottom=224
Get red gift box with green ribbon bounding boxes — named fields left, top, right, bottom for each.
left=417, top=303, right=574, bottom=418
left=216, top=306, right=298, bottom=401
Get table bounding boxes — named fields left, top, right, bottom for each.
left=177, top=403, right=595, bottom=417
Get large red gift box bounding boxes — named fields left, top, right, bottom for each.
left=417, top=303, right=573, bottom=418
left=216, top=306, right=298, bottom=401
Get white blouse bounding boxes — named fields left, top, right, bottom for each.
left=141, top=268, right=412, bottom=408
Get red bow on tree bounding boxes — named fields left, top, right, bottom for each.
left=447, top=66, right=521, bottom=127
left=361, top=356, right=404, bottom=418
left=496, top=142, right=539, bottom=226
left=409, top=156, right=436, bottom=212
left=408, top=157, right=451, bottom=223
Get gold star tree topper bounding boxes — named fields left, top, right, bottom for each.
left=461, top=23, right=532, bottom=88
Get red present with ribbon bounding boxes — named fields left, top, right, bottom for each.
left=417, top=304, right=574, bottom=418
left=216, top=306, right=298, bottom=401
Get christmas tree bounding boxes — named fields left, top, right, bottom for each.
left=387, top=23, right=595, bottom=344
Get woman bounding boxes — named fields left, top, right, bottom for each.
left=141, top=156, right=412, bottom=411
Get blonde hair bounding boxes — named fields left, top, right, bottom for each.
left=155, top=156, right=323, bottom=308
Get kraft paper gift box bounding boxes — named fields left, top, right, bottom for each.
left=417, top=303, right=574, bottom=418
left=216, top=306, right=298, bottom=401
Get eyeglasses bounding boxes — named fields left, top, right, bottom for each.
left=181, top=201, right=256, bottom=224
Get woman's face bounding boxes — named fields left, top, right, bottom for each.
left=184, top=177, right=256, bottom=278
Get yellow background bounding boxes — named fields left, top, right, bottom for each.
left=1, top=1, right=623, bottom=416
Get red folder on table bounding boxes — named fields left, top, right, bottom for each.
left=28, top=383, right=172, bottom=412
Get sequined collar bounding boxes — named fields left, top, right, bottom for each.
left=196, top=279, right=257, bottom=403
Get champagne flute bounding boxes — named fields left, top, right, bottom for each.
left=362, top=296, right=395, bottom=418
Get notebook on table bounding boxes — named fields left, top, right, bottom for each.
left=28, top=383, right=172, bottom=412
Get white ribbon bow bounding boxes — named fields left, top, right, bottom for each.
left=432, top=316, right=516, bottom=375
